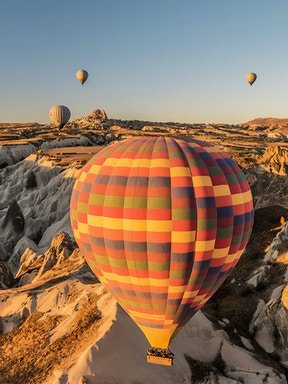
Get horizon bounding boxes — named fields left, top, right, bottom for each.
left=1, top=115, right=288, bottom=127
left=0, top=0, right=288, bottom=124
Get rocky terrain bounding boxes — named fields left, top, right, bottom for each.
left=1, top=112, right=288, bottom=383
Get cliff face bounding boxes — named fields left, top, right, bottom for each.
left=1, top=117, right=288, bottom=383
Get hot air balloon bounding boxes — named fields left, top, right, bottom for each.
left=246, top=72, right=257, bottom=86
left=70, top=136, right=254, bottom=366
left=49, top=105, right=71, bottom=129
left=76, top=69, right=89, bottom=85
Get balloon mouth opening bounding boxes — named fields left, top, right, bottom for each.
left=147, top=348, right=174, bottom=366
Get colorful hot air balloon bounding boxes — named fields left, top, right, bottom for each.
left=246, top=72, right=257, bottom=86
left=76, top=69, right=89, bottom=85
left=70, top=136, right=254, bottom=366
left=49, top=105, right=71, bottom=129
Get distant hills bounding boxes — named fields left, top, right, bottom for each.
left=244, top=117, right=288, bottom=127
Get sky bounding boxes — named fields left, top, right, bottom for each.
left=0, top=0, right=287, bottom=124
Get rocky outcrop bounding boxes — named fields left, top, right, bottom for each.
left=2, top=200, right=25, bottom=234
left=245, top=117, right=288, bottom=129
left=265, top=220, right=288, bottom=262
left=88, top=109, right=107, bottom=122
left=15, top=232, right=77, bottom=282
left=7, top=236, right=38, bottom=275
left=257, top=146, right=288, bottom=176
left=0, top=272, right=115, bottom=384
left=14, top=247, right=40, bottom=279
left=252, top=297, right=288, bottom=364
left=25, top=170, right=37, bottom=189
left=244, top=167, right=288, bottom=209
left=0, top=243, right=7, bottom=262
left=0, top=262, right=14, bottom=288
left=35, top=231, right=75, bottom=281
left=247, top=265, right=271, bottom=288
left=70, top=109, right=108, bottom=130
left=248, top=213, right=288, bottom=367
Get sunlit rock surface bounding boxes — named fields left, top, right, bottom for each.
left=258, top=146, right=288, bottom=176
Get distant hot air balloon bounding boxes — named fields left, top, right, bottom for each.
left=70, top=136, right=254, bottom=366
left=76, top=69, right=89, bottom=85
left=246, top=72, right=257, bottom=86
left=49, top=105, right=71, bottom=129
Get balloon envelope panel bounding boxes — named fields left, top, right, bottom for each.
left=70, top=136, right=254, bottom=349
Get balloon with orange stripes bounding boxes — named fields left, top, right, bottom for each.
left=70, top=136, right=254, bottom=354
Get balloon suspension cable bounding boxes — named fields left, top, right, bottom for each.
left=147, top=348, right=174, bottom=366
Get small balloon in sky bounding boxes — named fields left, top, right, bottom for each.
left=246, top=72, right=257, bottom=86
left=76, top=69, right=89, bottom=85
left=49, top=105, right=71, bottom=129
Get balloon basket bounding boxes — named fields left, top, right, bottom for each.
left=146, top=348, right=174, bottom=366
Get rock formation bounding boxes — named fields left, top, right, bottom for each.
left=25, top=170, right=37, bottom=189
left=258, top=146, right=288, bottom=176
left=88, top=109, right=107, bottom=122
left=0, top=261, right=14, bottom=288
left=2, top=200, right=25, bottom=234
left=15, top=231, right=77, bottom=283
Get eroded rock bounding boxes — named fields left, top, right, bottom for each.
left=258, top=146, right=288, bottom=176
left=25, top=170, right=37, bottom=189
left=89, top=109, right=107, bottom=122
left=2, top=200, right=25, bottom=234
left=0, top=262, right=14, bottom=288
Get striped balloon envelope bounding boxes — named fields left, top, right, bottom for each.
left=70, top=136, right=254, bottom=361
left=49, top=105, right=71, bottom=129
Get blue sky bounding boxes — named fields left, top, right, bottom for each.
left=0, top=0, right=287, bottom=124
